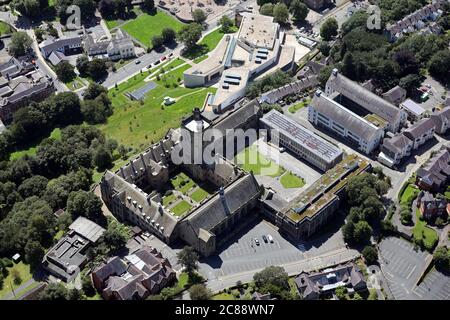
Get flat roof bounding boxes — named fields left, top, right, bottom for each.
left=261, top=110, right=342, bottom=163
left=237, top=13, right=278, bottom=49
left=69, top=217, right=105, bottom=243
left=401, top=98, right=426, bottom=116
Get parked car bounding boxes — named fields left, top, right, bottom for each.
left=267, top=234, right=274, bottom=243
left=254, top=238, right=260, bottom=246
left=262, top=235, right=268, bottom=243
left=135, top=60, right=141, bottom=64
left=169, top=53, right=174, bottom=57
left=160, top=56, right=167, bottom=61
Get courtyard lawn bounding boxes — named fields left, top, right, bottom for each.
left=121, top=10, right=183, bottom=48
left=400, top=185, right=419, bottom=204
left=105, top=19, right=120, bottom=29
left=0, top=21, right=12, bottom=35
left=199, top=26, right=238, bottom=52
left=280, top=172, right=305, bottom=189
left=66, top=77, right=86, bottom=91
left=288, top=98, right=311, bottom=114
left=413, top=209, right=438, bottom=251
left=9, top=128, right=61, bottom=161
left=193, top=55, right=208, bottom=64
left=179, top=179, right=195, bottom=194
left=101, top=63, right=216, bottom=150
left=162, top=193, right=176, bottom=206
left=171, top=200, right=192, bottom=216
left=0, top=262, right=33, bottom=299
left=191, top=188, right=209, bottom=203
left=235, top=145, right=285, bottom=177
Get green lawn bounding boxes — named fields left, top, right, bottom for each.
left=400, top=185, right=419, bottom=204
left=199, top=26, right=238, bottom=52
left=212, top=293, right=236, bottom=300
left=100, top=63, right=215, bottom=150
left=0, top=262, right=33, bottom=299
left=413, top=209, right=439, bottom=251
left=180, top=180, right=195, bottom=194
left=9, top=128, right=61, bottom=160
left=105, top=19, right=120, bottom=29
left=191, top=188, right=209, bottom=203
left=235, top=145, right=285, bottom=177
left=171, top=200, right=192, bottom=216
left=162, top=193, right=176, bottom=206
left=280, top=172, right=305, bottom=189
left=193, top=55, right=208, bottom=64
left=0, top=21, right=12, bottom=35
left=121, top=10, right=183, bottom=48
left=288, top=98, right=311, bottom=114
left=66, top=77, right=86, bottom=91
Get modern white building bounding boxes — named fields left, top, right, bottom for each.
left=325, top=69, right=407, bottom=133
left=184, top=13, right=296, bottom=113
left=308, top=90, right=384, bottom=155
left=260, top=109, right=343, bottom=171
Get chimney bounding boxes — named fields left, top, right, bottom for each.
left=193, top=107, right=201, bottom=121
left=120, top=167, right=125, bottom=178
left=140, top=153, right=147, bottom=169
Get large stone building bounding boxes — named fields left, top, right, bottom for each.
left=0, top=57, right=55, bottom=122
left=39, top=35, right=83, bottom=60
left=183, top=13, right=296, bottom=112
left=100, top=100, right=262, bottom=257
left=308, top=90, right=384, bottom=155
left=84, top=28, right=136, bottom=61
left=260, top=109, right=343, bottom=171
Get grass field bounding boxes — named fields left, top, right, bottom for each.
left=100, top=62, right=216, bottom=150
left=413, top=209, right=438, bottom=250
left=105, top=19, right=120, bottom=29
left=121, top=10, right=183, bottom=48
left=212, top=293, right=236, bottom=300
left=193, top=55, right=208, bottom=64
left=9, top=128, right=62, bottom=161
left=280, top=172, right=305, bottom=189
left=0, top=262, right=33, bottom=299
left=235, top=145, right=285, bottom=177
left=0, top=21, right=12, bottom=35
left=171, top=200, right=192, bottom=216
left=400, top=185, right=419, bottom=204
left=191, top=188, right=209, bottom=203
left=288, top=98, right=311, bottom=114
left=66, top=77, right=87, bottom=91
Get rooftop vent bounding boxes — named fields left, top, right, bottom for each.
left=132, top=200, right=137, bottom=206
left=155, top=223, right=160, bottom=229
left=138, top=205, right=143, bottom=210
left=151, top=219, right=155, bottom=224
left=127, top=196, right=131, bottom=202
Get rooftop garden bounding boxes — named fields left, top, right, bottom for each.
left=280, top=172, right=305, bottom=189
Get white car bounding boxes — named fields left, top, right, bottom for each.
left=267, top=234, right=274, bottom=243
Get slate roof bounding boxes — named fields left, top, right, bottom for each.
left=310, top=91, right=382, bottom=142
left=403, top=118, right=435, bottom=140
left=39, top=36, right=83, bottom=57
left=382, top=85, right=406, bottom=105
left=417, top=146, right=450, bottom=187
left=382, top=134, right=413, bottom=154
left=431, top=107, right=450, bottom=132
left=69, top=216, right=105, bottom=243
left=326, top=71, right=403, bottom=126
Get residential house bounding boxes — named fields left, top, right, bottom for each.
left=430, top=107, right=450, bottom=135
left=382, top=85, right=407, bottom=106
left=400, top=99, right=426, bottom=121
left=378, top=134, right=413, bottom=167
left=294, top=262, right=367, bottom=300
left=92, top=246, right=176, bottom=300
left=403, top=118, right=435, bottom=149
left=416, top=146, right=450, bottom=191
left=417, top=190, right=448, bottom=220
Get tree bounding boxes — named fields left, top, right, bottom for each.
left=143, top=0, right=154, bottom=11
left=82, top=274, right=96, bottom=297
left=341, top=52, right=356, bottom=78
left=253, top=266, right=289, bottom=292
left=353, top=292, right=363, bottom=300
left=66, top=190, right=102, bottom=221
left=101, top=218, right=130, bottom=253
left=341, top=10, right=369, bottom=35
left=433, top=246, right=450, bottom=271
left=24, top=240, right=45, bottom=269
left=273, top=3, right=289, bottom=24
left=353, top=221, right=373, bottom=244
left=335, top=286, right=347, bottom=300
left=162, top=27, right=176, bottom=44
left=260, top=3, right=274, bottom=16
left=189, top=284, right=211, bottom=300
left=76, top=55, right=90, bottom=77
left=55, top=61, right=76, bottom=83
left=428, top=50, right=450, bottom=84
left=177, top=246, right=199, bottom=275
left=83, top=83, right=108, bottom=100
left=177, top=23, right=203, bottom=50
left=88, top=58, right=108, bottom=81
left=318, top=65, right=333, bottom=88
left=39, top=283, right=69, bottom=300
left=151, top=35, right=164, bottom=48
left=8, top=32, right=33, bottom=57
left=218, top=15, right=234, bottom=33
left=320, top=18, right=338, bottom=41
left=12, top=0, right=41, bottom=18
left=399, top=74, right=421, bottom=96
left=342, top=221, right=355, bottom=243
left=290, top=0, right=308, bottom=22
left=318, top=41, right=331, bottom=56
left=93, top=146, right=113, bottom=170
left=81, top=94, right=113, bottom=124
left=362, top=245, right=378, bottom=265
left=18, top=175, right=48, bottom=198
left=192, top=9, right=207, bottom=24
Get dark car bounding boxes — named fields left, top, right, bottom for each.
left=262, top=235, right=268, bottom=243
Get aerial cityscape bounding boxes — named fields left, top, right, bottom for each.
left=0, top=0, right=449, bottom=304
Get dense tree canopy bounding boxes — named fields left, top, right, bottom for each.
left=8, top=32, right=33, bottom=57
left=177, top=23, right=203, bottom=50
left=289, top=0, right=308, bottom=22
left=320, top=18, right=338, bottom=41
left=177, top=246, right=199, bottom=275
